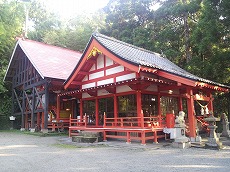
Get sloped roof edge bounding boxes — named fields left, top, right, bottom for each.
left=3, top=41, right=19, bottom=82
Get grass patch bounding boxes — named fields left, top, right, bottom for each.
left=23, top=131, right=68, bottom=137
left=52, top=143, right=80, bottom=149
left=0, top=129, right=68, bottom=137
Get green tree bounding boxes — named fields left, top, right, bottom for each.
left=27, top=0, right=61, bottom=42
left=42, top=11, right=106, bottom=52
left=102, top=0, right=155, bottom=50
left=153, top=0, right=201, bottom=65
left=0, top=0, right=25, bottom=129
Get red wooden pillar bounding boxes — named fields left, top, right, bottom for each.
left=56, top=94, right=60, bottom=120
left=157, top=93, right=161, bottom=116
left=178, top=96, right=183, bottom=111
left=207, top=92, right=214, bottom=113
left=186, top=88, right=196, bottom=138
left=136, top=91, right=142, bottom=127
left=37, top=112, right=40, bottom=129
left=95, top=97, right=99, bottom=127
left=41, top=112, right=44, bottom=129
left=80, top=99, right=83, bottom=120
left=114, top=94, right=118, bottom=125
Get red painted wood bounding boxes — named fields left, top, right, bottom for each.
left=178, top=96, right=183, bottom=111
left=56, top=94, right=60, bottom=119
left=82, top=70, right=134, bottom=85
left=114, top=94, right=118, bottom=124
left=186, top=88, right=196, bottom=138
left=157, top=70, right=196, bottom=86
left=95, top=98, right=99, bottom=127
left=64, top=39, right=139, bottom=89
left=80, top=99, right=83, bottom=120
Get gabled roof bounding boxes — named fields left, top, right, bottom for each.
left=65, top=32, right=229, bottom=91
left=93, top=33, right=229, bottom=88
left=4, top=39, right=82, bottom=81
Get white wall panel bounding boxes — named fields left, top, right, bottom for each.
left=97, top=78, right=113, bottom=86
left=82, top=82, right=96, bottom=89
left=106, top=66, right=124, bottom=76
left=106, top=56, right=113, bottom=66
left=97, top=54, right=104, bottom=69
left=116, top=73, right=136, bottom=82
left=89, top=71, right=104, bottom=80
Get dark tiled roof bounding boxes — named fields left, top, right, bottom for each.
left=93, top=33, right=229, bottom=88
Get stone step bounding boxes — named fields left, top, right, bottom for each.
left=79, top=131, right=101, bottom=137
left=72, top=136, right=98, bottom=143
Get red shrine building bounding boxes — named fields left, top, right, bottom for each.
left=4, top=39, right=82, bottom=132
left=4, top=33, right=229, bottom=144
left=58, top=33, right=229, bottom=144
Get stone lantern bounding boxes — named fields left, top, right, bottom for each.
left=204, top=113, right=223, bottom=149
left=221, top=113, right=230, bottom=138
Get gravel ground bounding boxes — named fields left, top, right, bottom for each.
left=0, top=131, right=230, bottom=172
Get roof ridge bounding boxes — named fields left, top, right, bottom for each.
left=93, top=32, right=163, bottom=58
left=18, top=38, right=82, bottom=54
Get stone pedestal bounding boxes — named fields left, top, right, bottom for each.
left=41, top=129, right=48, bottom=133
left=204, top=114, right=223, bottom=149
left=221, top=113, right=230, bottom=138
left=172, top=111, right=191, bottom=149
left=30, top=128, right=36, bottom=132
left=20, top=128, right=25, bottom=131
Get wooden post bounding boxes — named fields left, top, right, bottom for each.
left=84, top=113, right=87, bottom=127
left=80, top=99, right=83, bottom=120
left=126, top=132, right=131, bottom=144
left=178, top=96, right=183, bottom=111
left=207, top=92, right=214, bottom=113
left=136, top=91, right=142, bottom=127
left=31, top=87, right=35, bottom=129
left=95, top=97, right=99, bottom=127
left=21, top=88, right=25, bottom=129
left=114, top=94, right=118, bottom=126
left=157, top=93, right=161, bottom=117
left=103, top=112, right=106, bottom=127
left=44, top=81, right=49, bottom=129
left=56, top=94, right=60, bottom=120
left=186, top=88, right=196, bottom=139
left=37, top=112, right=40, bottom=130
left=141, top=130, right=146, bottom=145
left=140, top=110, right=144, bottom=128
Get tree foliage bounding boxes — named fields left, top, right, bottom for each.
left=0, top=0, right=229, bottom=119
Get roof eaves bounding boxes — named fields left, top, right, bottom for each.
left=3, top=41, right=19, bottom=82
left=92, top=33, right=139, bottom=68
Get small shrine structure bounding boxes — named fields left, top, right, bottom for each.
left=4, top=39, right=82, bottom=132
left=60, top=33, right=229, bottom=144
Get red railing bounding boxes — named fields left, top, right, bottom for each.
left=69, top=115, right=88, bottom=127
left=103, top=115, right=165, bottom=128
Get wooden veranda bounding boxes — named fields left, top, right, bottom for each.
left=69, top=113, right=166, bottom=144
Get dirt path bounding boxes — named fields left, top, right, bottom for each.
left=0, top=131, right=230, bottom=172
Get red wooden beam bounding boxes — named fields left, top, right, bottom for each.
left=157, top=70, right=196, bottom=86
left=64, top=38, right=139, bottom=89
